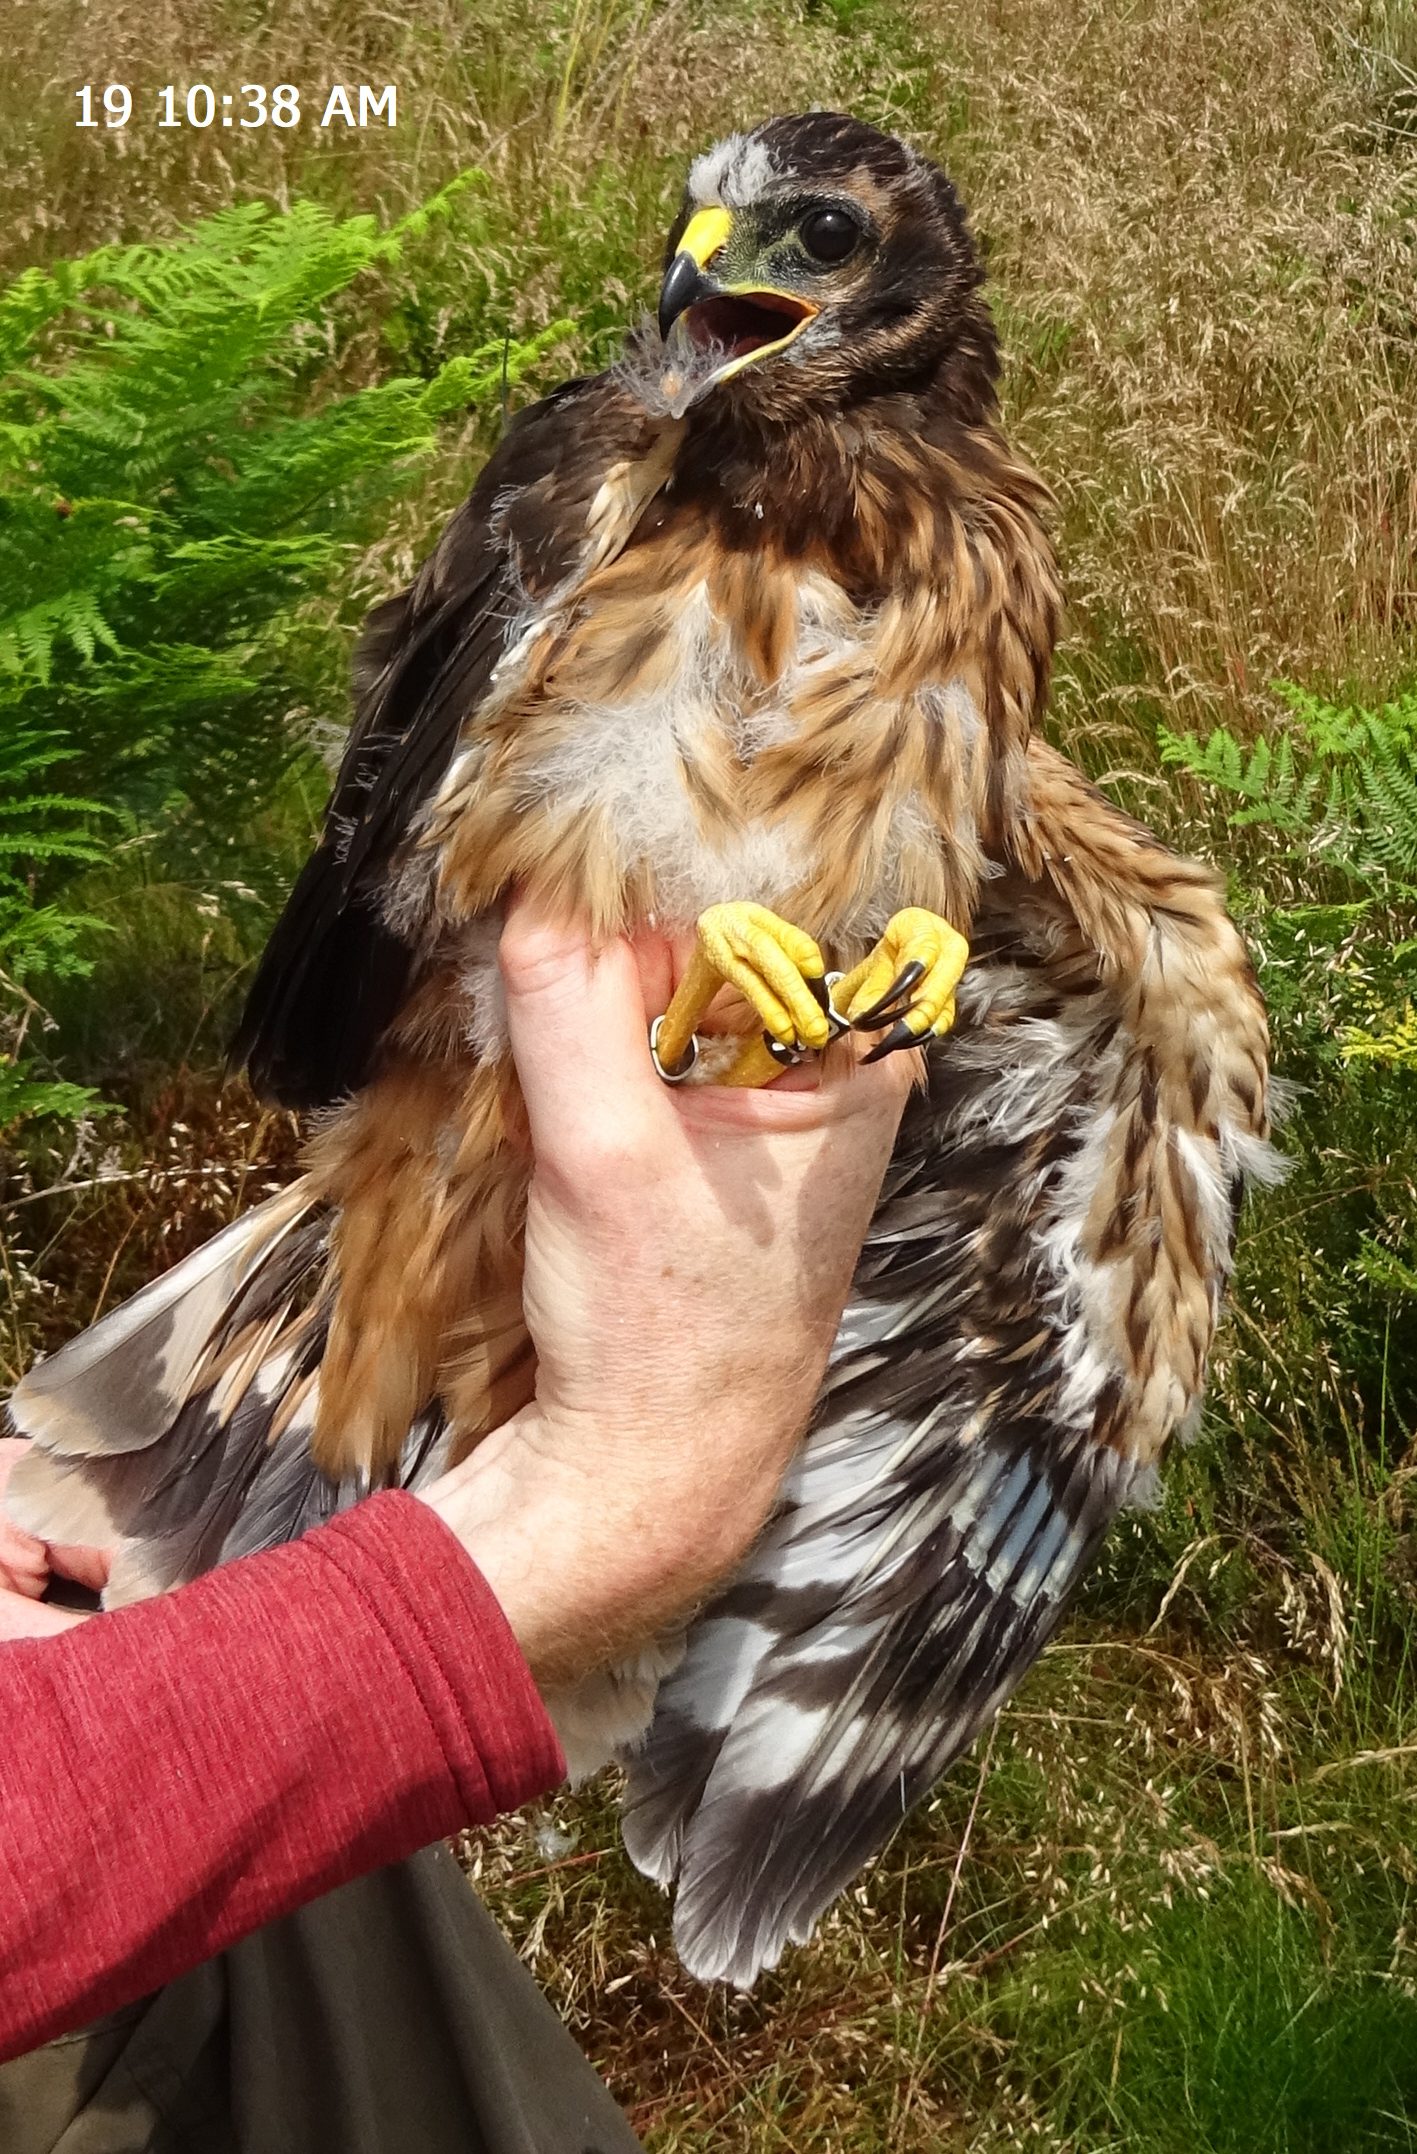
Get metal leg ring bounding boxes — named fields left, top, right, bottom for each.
left=650, top=1016, right=699, bottom=1084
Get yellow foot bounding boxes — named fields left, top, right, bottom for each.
left=832, top=908, right=970, bottom=1063
left=649, top=903, right=840, bottom=1088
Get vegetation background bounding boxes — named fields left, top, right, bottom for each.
left=2, top=0, right=1415, bottom=2145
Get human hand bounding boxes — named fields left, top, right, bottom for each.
left=419, top=895, right=914, bottom=1687
left=0, top=1437, right=110, bottom=1638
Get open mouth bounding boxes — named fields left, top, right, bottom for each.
left=682, top=290, right=818, bottom=361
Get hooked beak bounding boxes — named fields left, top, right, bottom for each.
left=658, top=246, right=715, bottom=341
left=657, top=206, right=819, bottom=401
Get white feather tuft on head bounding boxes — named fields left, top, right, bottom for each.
left=687, top=132, right=783, bottom=209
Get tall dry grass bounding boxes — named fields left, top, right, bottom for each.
left=904, top=0, right=1417, bottom=771
left=8, top=0, right=1412, bottom=754
left=0, top=0, right=854, bottom=273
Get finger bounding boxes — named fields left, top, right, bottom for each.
left=47, top=1541, right=113, bottom=1592
left=0, top=1439, right=49, bottom=1598
left=0, top=1554, right=49, bottom=1599
left=2, top=1438, right=114, bottom=1591
left=0, top=1535, right=48, bottom=1598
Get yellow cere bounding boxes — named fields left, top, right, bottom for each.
left=677, top=207, right=733, bottom=271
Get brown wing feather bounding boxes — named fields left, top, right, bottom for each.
left=233, top=374, right=664, bottom=1108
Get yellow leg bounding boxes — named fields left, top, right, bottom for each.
left=719, top=1035, right=789, bottom=1088
left=833, top=908, right=970, bottom=1061
left=650, top=903, right=834, bottom=1088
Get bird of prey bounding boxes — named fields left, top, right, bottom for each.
left=8, top=113, right=1273, bottom=1987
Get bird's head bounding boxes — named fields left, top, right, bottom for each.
left=647, top=112, right=997, bottom=426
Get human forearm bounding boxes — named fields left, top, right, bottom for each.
left=0, top=1492, right=561, bottom=2061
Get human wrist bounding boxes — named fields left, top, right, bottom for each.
left=415, top=1417, right=631, bottom=1685
left=415, top=1405, right=776, bottom=1688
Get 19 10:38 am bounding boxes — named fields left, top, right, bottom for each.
left=74, top=85, right=398, bottom=129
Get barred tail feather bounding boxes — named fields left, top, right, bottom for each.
left=9, top=1185, right=311, bottom=1462
left=625, top=1422, right=1142, bottom=1986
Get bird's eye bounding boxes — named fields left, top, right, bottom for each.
left=798, top=206, right=861, bottom=265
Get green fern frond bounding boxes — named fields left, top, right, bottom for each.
left=0, top=588, right=122, bottom=680
left=0, top=174, right=558, bottom=842
left=1162, top=687, right=1417, bottom=895
left=0, top=1063, right=103, bottom=1128
left=0, top=179, right=566, bottom=1119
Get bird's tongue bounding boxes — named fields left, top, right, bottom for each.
left=683, top=291, right=814, bottom=359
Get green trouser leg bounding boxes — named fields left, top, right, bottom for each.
left=0, top=1845, right=644, bottom=2154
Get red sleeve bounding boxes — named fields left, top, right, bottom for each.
left=0, top=1490, right=565, bottom=2061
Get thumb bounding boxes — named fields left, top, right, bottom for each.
left=499, top=889, right=665, bottom=1143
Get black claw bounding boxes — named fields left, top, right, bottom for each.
left=851, top=960, right=926, bottom=1030
left=765, top=1033, right=805, bottom=1068
left=806, top=971, right=850, bottom=1039
left=862, top=1018, right=923, bottom=1064
left=853, top=987, right=916, bottom=1029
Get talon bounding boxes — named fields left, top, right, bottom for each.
left=835, top=909, right=969, bottom=1054
left=850, top=958, right=926, bottom=1030
left=863, top=1017, right=927, bottom=1064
